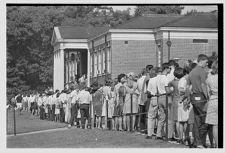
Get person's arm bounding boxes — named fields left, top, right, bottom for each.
left=200, top=70, right=209, bottom=99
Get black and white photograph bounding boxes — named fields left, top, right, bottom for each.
left=1, top=0, right=223, bottom=149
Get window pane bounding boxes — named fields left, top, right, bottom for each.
left=98, top=52, right=102, bottom=74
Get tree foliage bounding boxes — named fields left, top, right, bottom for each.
left=7, top=5, right=132, bottom=100
left=134, top=5, right=184, bottom=16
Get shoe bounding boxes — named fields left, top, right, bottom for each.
left=67, top=124, right=71, bottom=128
left=155, top=137, right=163, bottom=140
left=168, top=138, right=177, bottom=142
left=145, top=136, right=153, bottom=139
left=196, top=145, right=205, bottom=148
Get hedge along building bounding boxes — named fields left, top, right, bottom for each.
left=51, top=13, right=217, bottom=91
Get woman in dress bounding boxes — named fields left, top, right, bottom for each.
left=92, top=84, right=103, bottom=129
left=101, top=81, right=111, bottom=130
left=205, top=60, right=218, bottom=147
left=123, top=72, right=138, bottom=132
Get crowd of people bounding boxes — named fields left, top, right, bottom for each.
left=9, top=53, right=218, bottom=148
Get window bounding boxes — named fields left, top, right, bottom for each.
left=193, top=39, right=208, bottom=43
left=90, top=54, right=92, bottom=77
left=94, top=53, right=97, bottom=77
left=107, top=48, right=111, bottom=73
left=102, top=50, right=106, bottom=73
left=98, top=52, right=102, bottom=74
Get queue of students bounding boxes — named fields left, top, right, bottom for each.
left=10, top=53, right=218, bottom=148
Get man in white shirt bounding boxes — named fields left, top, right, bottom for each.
left=155, top=63, right=171, bottom=140
left=146, top=68, right=160, bottom=139
left=77, top=83, right=92, bottom=129
left=59, top=90, right=68, bottom=122
left=68, top=87, right=79, bottom=128
left=139, top=65, right=153, bottom=134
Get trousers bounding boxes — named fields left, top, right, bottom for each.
left=147, top=97, right=158, bottom=136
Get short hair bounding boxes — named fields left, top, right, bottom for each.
left=149, top=68, right=158, bottom=78
left=155, top=67, right=162, bottom=73
left=146, top=65, right=154, bottom=72
left=174, top=67, right=184, bottom=79
left=190, top=62, right=197, bottom=70
left=207, top=59, right=214, bottom=69
left=183, top=65, right=191, bottom=75
left=117, top=73, right=126, bottom=82
left=161, top=63, right=170, bottom=71
left=168, top=60, right=177, bottom=67
left=197, top=54, right=208, bottom=62
left=141, top=68, right=146, bottom=75
left=211, top=60, right=218, bottom=75
left=174, top=62, right=179, bottom=68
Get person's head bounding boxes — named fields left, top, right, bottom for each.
left=149, top=67, right=158, bottom=78
left=145, top=65, right=154, bottom=73
left=207, top=59, right=214, bottom=69
left=79, top=82, right=87, bottom=91
left=197, top=54, right=208, bottom=68
left=168, top=60, right=178, bottom=69
left=190, top=62, right=197, bottom=70
left=105, top=80, right=111, bottom=86
left=154, top=67, right=162, bottom=74
left=183, top=65, right=191, bottom=75
left=161, top=62, right=171, bottom=74
left=141, top=68, right=146, bottom=76
left=174, top=67, right=184, bottom=79
left=111, top=85, right=114, bottom=91
left=211, top=60, right=218, bottom=75
left=117, top=74, right=126, bottom=83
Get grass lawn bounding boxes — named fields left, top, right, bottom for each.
left=7, top=109, right=67, bottom=135
left=6, top=109, right=188, bottom=148
left=7, top=127, right=187, bottom=148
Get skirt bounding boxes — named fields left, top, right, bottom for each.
left=178, top=102, right=189, bottom=122
left=114, top=97, right=124, bottom=116
left=55, top=108, right=60, bottom=115
left=108, top=99, right=115, bottom=118
left=205, top=95, right=218, bottom=125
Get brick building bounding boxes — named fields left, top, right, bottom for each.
left=51, top=13, right=218, bottom=91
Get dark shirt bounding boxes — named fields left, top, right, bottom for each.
left=16, top=95, right=22, bottom=103
left=187, top=66, right=207, bottom=94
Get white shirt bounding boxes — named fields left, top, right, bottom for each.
left=59, top=93, right=68, bottom=103
left=137, top=76, right=146, bottom=93
left=156, top=74, right=170, bottom=94
left=23, top=96, right=28, bottom=103
left=178, top=77, right=187, bottom=93
left=29, top=95, right=35, bottom=103
left=46, top=96, right=53, bottom=105
left=37, top=97, right=43, bottom=106
left=77, top=90, right=92, bottom=104
left=71, top=90, right=78, bottom=104
left=167, top=68, right=175, bottom=83
left=147, top=75, right=159, bottom=96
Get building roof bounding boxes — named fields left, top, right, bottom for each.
left=163, top=13, right=217, bottom=28
left=56, top=13, right=217, bottom=40
left=113, top=15, right=182, bottom=29
left=58, top=25, right=109, bottom=39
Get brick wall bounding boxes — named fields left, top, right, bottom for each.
left=111, top=40, right=157, bottom=79
left=162, top=39, right=218, bottom=67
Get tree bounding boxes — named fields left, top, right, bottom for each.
left=7, top=5, right=133, bottom=101
left=134, top=5, right=184, bottom=16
